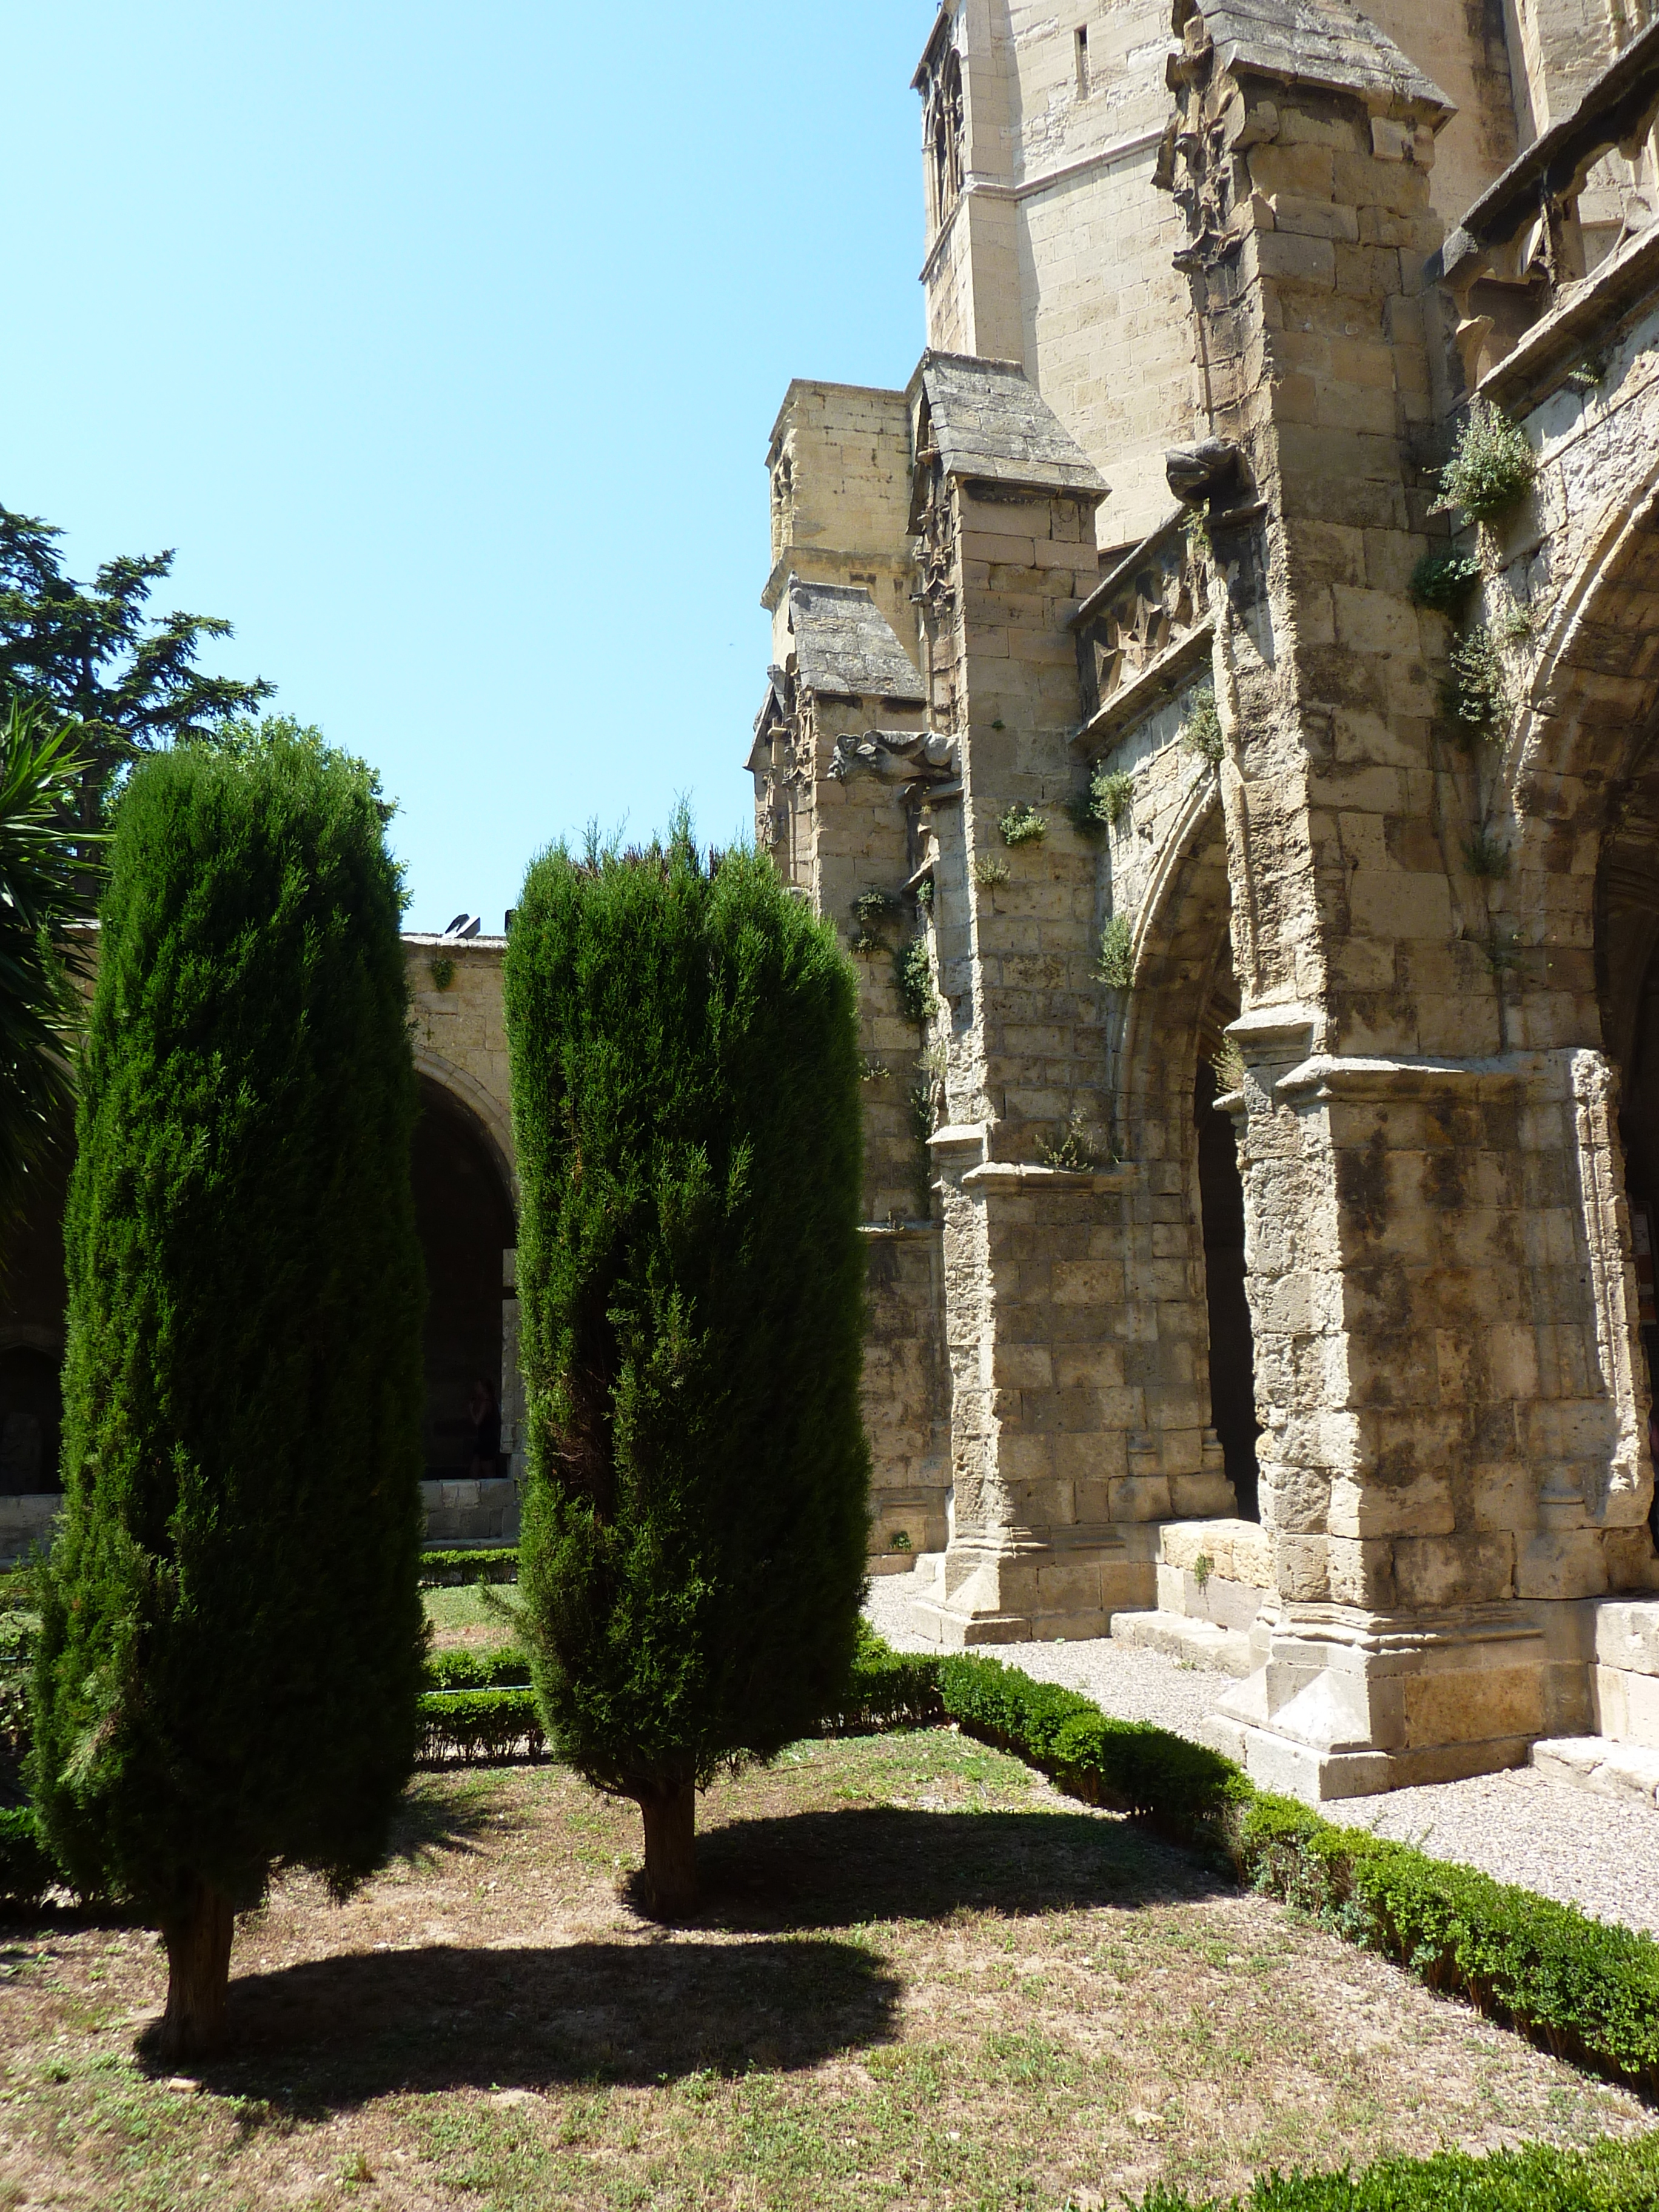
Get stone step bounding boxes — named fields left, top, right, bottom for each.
left=1530, top=1735, right=1659, bottom=1809
left=1108, top=1607, right=1255, bottom=1677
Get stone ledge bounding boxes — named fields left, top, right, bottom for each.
left=960, top=1161, right=1135, bottom=1194
left=1530, top=1734, right=1659, bottom=1809
left=1109, top=1607, right=1255, bottom=1677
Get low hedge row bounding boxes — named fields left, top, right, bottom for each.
left=416, top=1688, right=545, bottom=1763
left=1136, top=2133, right=1659, bottom=2209
left=934, top=1652, right=1247, bottom=1847
left=873, top=1645, right=1659, bottom=2102
left=1238, top=1793, right=1659, bottom=2099
left=819, top=1624, right=946, bottom=1735
left=419, top=1548, right=519, bottom=1588
left=423, top=1646, right=531, bottom=1693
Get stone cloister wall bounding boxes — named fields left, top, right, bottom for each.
left=754, top=0, right=1659, bottom=1795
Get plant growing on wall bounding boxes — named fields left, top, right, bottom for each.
left=1063, top=765, right=1134, bottom=839
left=503, top=823, right=869, bottom=1912
left=972, top=855, right=1010, bottom=890
left=1096, top=913, right=1134, bottom=989
left=850, top=886, right=903, bottom=951
left=1183, top=687, right=1224, bottom=766
left=896, top=933, right=939, bottom=1023
left=30, top=734, right=426, bottom=2059
left=1435, top=399, right=1537, bottom=521
left=1212, top=1037, right=1247, bottom=1096
left=1462, top=828, right=1512, bottom=879
left=998, top=803, right=1048, bottom=846
left=1036, top=1108, right=1101, bottom=1171
left=1409, top=550, right=1482, bottom=614
left=1439, top=625, right=1509, bottom=744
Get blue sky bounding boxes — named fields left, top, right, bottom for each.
left=6, top=4, right=933, bottom=931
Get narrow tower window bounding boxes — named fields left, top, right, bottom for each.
left=1075, top=24, right=1091, bottom=98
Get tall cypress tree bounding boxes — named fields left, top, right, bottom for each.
left=29, top=734, right=426, bottom=2058
left=505, top=828, right=869, bottom=1911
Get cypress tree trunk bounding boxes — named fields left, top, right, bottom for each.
left=638, top=1783, right=698, bottom=1914
left=158, top=1881, right=235, bottom=2060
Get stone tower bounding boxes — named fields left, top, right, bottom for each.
left=751, top=0, right=1659, bottom=1800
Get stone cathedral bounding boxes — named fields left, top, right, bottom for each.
left=746, top=0, right=1659, bottom=1799
left=12, top=0, right=1659, bottom=1810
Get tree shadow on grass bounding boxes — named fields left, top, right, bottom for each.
left=169, top=1936, right=899, bottom=2110
left=166, top=1804, right=1222, bottom=2111
left=669, top=1804, right=1227, bottom=1934
left=386, top=1774, right=508, bottom=1867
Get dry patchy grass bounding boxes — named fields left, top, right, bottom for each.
left=421, top=1586, right=520, bottom=1656
left=1, top=1732, right=1652, bottom=2211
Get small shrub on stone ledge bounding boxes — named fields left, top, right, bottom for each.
left=1409, top=548, right=1482, bottom=613
left=1462, top=828, right=1512, bottom=880
left=1440, top=625, right=1509, bottom=744
left=850, top=886, right=903, bottom=951
left=896, top=933, right=939, bottom=1022
left=1183, top=686, right=1224, bottom=766
left=1212, top=1037, right=1247, bottom=1096
left=1436, top=398, right=1537, bottom=521
left=1036, top=1108, right=1101, bottom=1171
left=998, top=803, right=1048, bottom=846
left=1096, top=913, right=1134, bottom=988
left=1064, top=765, right=1134, bottom=839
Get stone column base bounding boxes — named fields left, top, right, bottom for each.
left=1200, top=1602, right=1555, bottom=1802
left=907, top=1528, right=1158, bottom=1647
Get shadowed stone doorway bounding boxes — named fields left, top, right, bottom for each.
left=411, top=1076, right=518, bottom=1541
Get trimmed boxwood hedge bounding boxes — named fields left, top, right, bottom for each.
left=936, top=1652, right=1248, bottom=1846
left=416, top=1690, right=544, bottom=1764
left=420, top=1549, right=519, bottom=1588
left=1135, top=2133, right=1659, bottom=2208
left=927, top=1650, right=1659, bottom=2100
left=1238, top=1792, right=1659, bottom=2099
left=423, top=1647, right=531, bottom=1694
left=333, top=1624, right=1659, bottom=2105
left=818, top=1624, right=945, bottom=1737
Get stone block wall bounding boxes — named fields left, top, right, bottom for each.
left=766, top=381, right=919, bottom=654
left=404, top=934, right=515, bottom=1188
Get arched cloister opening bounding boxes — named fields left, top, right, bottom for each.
left=0, top=1125, right=73, bottom=1494
left=1115, top=779, right=1261, bottom=1521
left=1501, top=471, right=1659, bottom=1560
left=1196, top=992, right=1259, bottom=1521
left=412, top=1074, right=517, bottom=1483
left=1597, top=732, right=1659, bottom=1538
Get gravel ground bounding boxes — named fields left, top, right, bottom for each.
left=865, top=1567, right=1659, bottom=1936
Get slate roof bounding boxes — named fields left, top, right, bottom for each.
left=1199, top=0, right=1452, bottom=115
left=787, top=579, right=925, bottom=702
left=911, top=354, right=1108, bottom=500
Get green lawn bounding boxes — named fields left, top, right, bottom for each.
left=2, top=1732, right=1652, bottom=2211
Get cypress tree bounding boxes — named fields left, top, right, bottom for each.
left=504, top=828, right=869, bottom=1911
left=29, top=734, right=426, bottom=2058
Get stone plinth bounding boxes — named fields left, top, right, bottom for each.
left=1591, top=1598, right=1659, bottom=1748
left=0, top=1493, right=59, bottom=1568
left=1204, top=1604, right=1566, bottom=1800
left=420, top=1476, right=520, bottom=1547
left=1111, top=1517, right=1273, bottom=1675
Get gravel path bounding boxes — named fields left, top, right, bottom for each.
left=865, top=1568, right=1659, bottom=1937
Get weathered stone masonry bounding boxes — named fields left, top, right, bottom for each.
left=752, top=0, right=1659, bottom=1800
